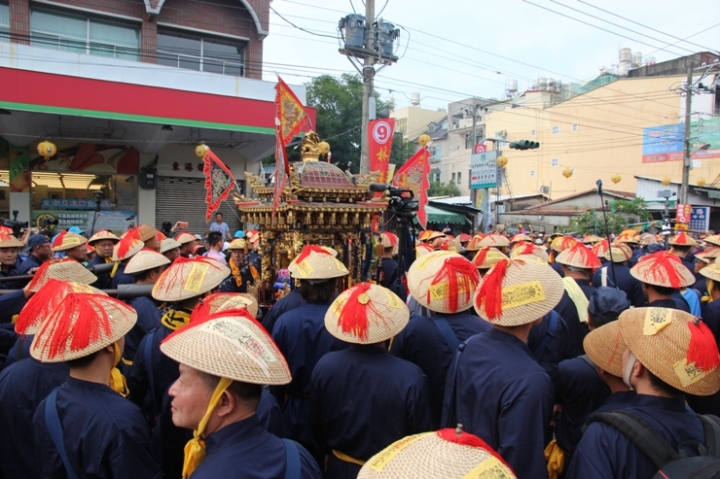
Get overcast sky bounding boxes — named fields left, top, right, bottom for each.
left=263, top=0, right=720, bottom=110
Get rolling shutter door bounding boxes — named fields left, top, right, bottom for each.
left=155, top=176, right=242, bottom=236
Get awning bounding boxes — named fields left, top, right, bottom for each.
left=424, top=205, right=467, bottom=225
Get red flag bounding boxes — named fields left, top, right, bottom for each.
left=392, top=146, right=431, bottom=229
left=368, top=118, right=396, bottom=183
left=203, top=149, right=236, bottom=222
left=272, top=131, right=286, bottom=222
left=276, top=77, right=309, bottom=152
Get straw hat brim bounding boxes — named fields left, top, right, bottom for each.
left=25, top=262, right=98, bottom=293
left=619, top=307, right=720, bottom=396
left=160, top=239, right=181, bottom=254
left=88, top=233, right=119, bottom=244
left=583, top=321, right=625, bottom=377
left=112, top=241, right=144, bottom=261
left=30, top=297, right=136, bottom=363
left=357, top=432, right=514, bottom=479
left=288, top=254, right=349, bottom=280
left=704, top=235, right=720, bottom=247
left=474, top=259, right=564, bottom=327
left=700, top=264, right=720, bottom=283
left=325, top=286, right=410, bottom=344
left=175, top=234, right=196, bottom=245
left=0, top=237, right=25, bottom=248
left=629, top=258, right=695, bottom=288
left=478, top=236, right=510, bottom=248
left=125, top=251, right=171, bottom=274
left=407, top=251, right=479, bottom=314
left=152, top=260, right=230, bottom=302
left=18, top=283, right=107, bottom=335
left=160, top=316, right=291, bottom=385
left=138, top=225, right=160, bottom=242
left=218, top=294, right=260, bottom=318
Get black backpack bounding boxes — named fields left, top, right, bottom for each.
left=585, top=410, right=720, bottom=478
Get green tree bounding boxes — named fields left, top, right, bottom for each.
left=427, top=181, right=461, bottom=197
left=609, top=198, right=651, bottom=224
left=569, top=209, right=628, bottom=236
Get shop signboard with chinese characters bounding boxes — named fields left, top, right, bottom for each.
left=675, top=204, right=691, bottom=224
left=470, top=150, right=499, bottom=189
left=32, top=210, right=136, bottom=235
left=41, top=198, right=113, bottom=210
left=689, top=206, right=710, bottom=232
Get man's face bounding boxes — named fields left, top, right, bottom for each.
left=164, top=247, right=180, bottom=262
left=215, top=214, right=223, bottom=224
left=145, top=237, right=160, bottom=252
left=65, top=245, right=88, bottom=263
left=230, top=250, right=245, bottom=264
left=34, top=242, right=53, bottom=261
left=94, top=239, right=115, bottom=258
left=0, top=247, right=17, bottom=267
left=180, top=243, right=194, bottom=256
left=168, top=364, right=214, bottom=431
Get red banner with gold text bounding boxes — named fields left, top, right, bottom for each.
left=368, top=118, right=396, bottom=183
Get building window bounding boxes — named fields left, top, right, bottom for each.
left=551, top=126, right=559, bottom=135
left=396, top=118, right=407, bottom=135
left=157, top=29, right=246, bottom=76
left=428, top=124, right=436, bottom=133
left=551, top=158, right=559, bottom=167
left=530, top=170, right=536, bottom=177
left=442, top=121, right=448, bottom=130
left=571, top=123, right=579, bottom=131
left=30, top=9, right=140, bottom=61
left=0, top=3, right=9, bottom=39
left=430, top=145, right=442, bottom=162
left=452, top=172, right=456, bottom=183
left=530, top=129, right=536, bottom=136
left=457, top=171, right=462, bottom=185
left=432, top=169, right=441, bottom=183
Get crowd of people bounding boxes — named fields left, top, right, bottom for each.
left=0, top=220, right=719, bottom=478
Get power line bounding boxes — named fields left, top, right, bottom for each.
left=269, top=5, right=339, bottom=38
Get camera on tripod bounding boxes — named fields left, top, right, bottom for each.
left=368, top=184, right=419, bottom=215
left=4, top=210, right=28, bottom=236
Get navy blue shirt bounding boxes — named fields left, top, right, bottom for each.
left=33, top=377, right=161, bottom=478
left=592, top=263, right=645, bottom=307
left=4, top=334, right=32, bottom=369
left=650, top=297, right=691, bottom=313
left=18, top=253, right=44, bottom=275
left=376, top=257, right=399, bottom=289
left=125, top=295, right=161, bottom=363
left=554, top=278, right=596, bottom=357
left=0, top=289, right=27, bottom=324
left=443, top=328, right=554, bottom=479
left=189, top=415, right=321, bottom=479
left=702, top=300, right=720, bottom=345
left=262, top=289, right=304, bottom=334
left=527, top=310, right=574, bottom=382
left=390, top=311, right=491, bottom=427
left=88, top=254, right=112, bottom=290
left=111, top=263, right=135, bottom=289
left=271, top=302, right=348, bottom=447
left=567, top=394, right=706, bottom=479
left=309, top=346, right=432, bottom=478
left=553, top=356, right=611, bottom=456
left=0, top=257, right=24, bottom=289
left=0, top=358, right=68, bottom=478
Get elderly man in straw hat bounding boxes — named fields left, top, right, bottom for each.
left=391, top=251, right=487, bottom=428
left=547, top=288, right=631, bottom=475
left=127, top=256, right=229, bottom=478
left=51, top=231, right=89, bottom=264
left=160, top=237, right=182, bottom=263
left=630, top=251, right=695, bottom=313
left=219, top=238, right=252, bottom=294
left=308, top=283, right=432, bottom=478
left=122, top=249, right=171, bottom=365
left=444, top=257, right=564, bottom=479
left=567, top=307, right=720, bottom=478
left=271, top=245, right=349, bottom=455
left=175, top=232, right=198, bottom=258
left=357, top=426, right=517, bottom=479
left=86, top=230, right=119, bottom=289
left=160, top=309, right=321, bottom=478
left=0, top=280, right=108, bottom=478
left=30, top=291, right=161, bottom=478
left=591, top=242, right=645, bottom=307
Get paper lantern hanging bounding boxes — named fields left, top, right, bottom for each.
left=662, top=177, right=671, bottom=186
left=611, top=174, right=621, bottom=184
left=562, top=167, right=573, bottom=179
left=496, top=156, right=508, bottom=167
left=319, top=141, right=330, bottom=155
left=37, top=140, right=57, bottom=160
left=418, top=134, right=431, bottom=147
left=697, top=178, right=707, bottom=187
left=195, top=143, right=209, bottom=159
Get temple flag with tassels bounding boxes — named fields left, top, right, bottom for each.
left=201, top=147, right=237, bottom=222
left=392, top=145, right=431, bottom=229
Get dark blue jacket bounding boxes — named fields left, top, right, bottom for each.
left=592, top=263, right=645, bottom=307
left=0, top=358, right=68, bottom=478
left=88, top=255, right=112, bottom=290
left=527, top=310, right=574, bottom=382
left=124, top=296, right=161, bottom=364
left=0, top=257, right=24, bottom=289
left=702, top=299, right=720, bottom=345
left=308, top=346, right=432, bottom=478
left=650, top=297, right=691, bottom=313
left=262, top=289, right=304, bottom=334
left=390, top=311, right=491, bottom=427
left=188, top=415, right=321, bottom=479
left=4, top=334, right=33, bottom=369
left=443, top=328, right=554, bottom=479
left=111, top=264, right=135, bottom=289
left=554, top=278, right=596, bottom=357
left=553, top=356, right=611, bottom=456
left=33, top=377, right=161, bottom=478
left=18, top=253, right=44, bottom=275
left=0, top=289, right=27, bottom=324
left=567, top=395, right=706, bottom=479
left=271, top=302, right=348, bottom=447
left=376, top=257, right=399, bottom=289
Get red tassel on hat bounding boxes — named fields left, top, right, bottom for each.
left=16, top=279, right=68, bottom=336
left=473, top=247, right=490, bottom=268
left=437, top=428, right=514, bottom=471
left=116, top=237, right=137, bottom=260
left=125, top=227, right=141, bottom=241
left=687, top=320, right=720, bottom=371
left=642, top=251, right=683, bottom=289
left=477, top=259, right=510, bottom=320
left=337, top=283, right=380, bottom=341
left=516, top=243, right=535, bottom=256
left=564, top=244, right=601, bottom=268
left=429, top=257, right=480, bottom=313
left=295, top=245, right=332, bottom=265
left=676, top=232, right=689, bottom=245
left=160, top=256, right=224, bottom=289
left=52, top=231, right=67, bottom=248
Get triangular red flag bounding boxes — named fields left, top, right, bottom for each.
left=392, top=147, right=431, bottom=229
left=203, top=149, right=236, bottom=221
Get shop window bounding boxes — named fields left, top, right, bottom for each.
left=531, top=129, right=536, bottom=136
left=530, top=170, right=536, bottom=177
left=452, top=172, right=456, bottom=183
left=456, top=171, right=462, bottom=185
left=551, top=158, right=559, bottom=167
left=571, top=124, right=579, bottom=131
left=551, top=126, right=559, bottom=134
left=30, top=8, right=139, bottom=61
left=157, top=29, right=246, bottom=77
left=0, top=3, right=8, bottom=39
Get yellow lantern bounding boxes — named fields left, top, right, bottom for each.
left=195, top=143, right=209, bottom=159
left=418, top=134, right=431, bottom=147
left=319, top=141, right=330, bottom=155
left=37, top=140, right=57, bottom=160
left=562, top=167, right=573, bottom=179
left=697, top=178, right=707, bottom=187
left=496, top=156, right=508, bottom=167
left=611, top=174, right=621, bottom=184
left=662, top=177, right=671, bottom=186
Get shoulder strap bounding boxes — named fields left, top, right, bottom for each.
left=698, top=415, right=720, bottom=458
left=281, top=438, right=301, bottom=479
left=531, top=312, right=558, bottom=361
left=44, top=388, right=80, bottom=479
left=586, top=411, right=680, bottom=469
left=440, top=335, right=475, bottom=427
left=432, top=315, right=460, bottom=353
left=579, top=354, right=595, bottom=368
left=143, top=330, right=158, bottom=416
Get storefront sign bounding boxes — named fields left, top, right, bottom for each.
left=41, top=198, right=113, bottom=210
left=675, top=204, right=691, bottom=224
left=689, top=206, right=710, bottom=232
left=471, top=150, right=498, bottom=189
left=33, top=210, right=136, bottom=236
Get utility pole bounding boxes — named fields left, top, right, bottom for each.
left=359, top=0, right=375, bottom=175
left=679, top=65, right=693, bottom=206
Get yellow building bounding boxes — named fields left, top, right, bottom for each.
left=484, top=61, right=719, bottom=200
left=391, top=105, right=447, bottom=141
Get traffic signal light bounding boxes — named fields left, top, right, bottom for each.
left=509, top=140, right=540, bottom=150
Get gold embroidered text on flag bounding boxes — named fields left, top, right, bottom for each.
left=276, top=77, right=309, bottom=149
left=392, top=146, right=430, bottom=229
left=202, top=149, right=236, bottom=222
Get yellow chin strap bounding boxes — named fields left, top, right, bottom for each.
left=109, top=343, right=129, bottom=397
left=703, top=278, right=715, bottom=303
left=182, top=377, right=233, bottom=479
